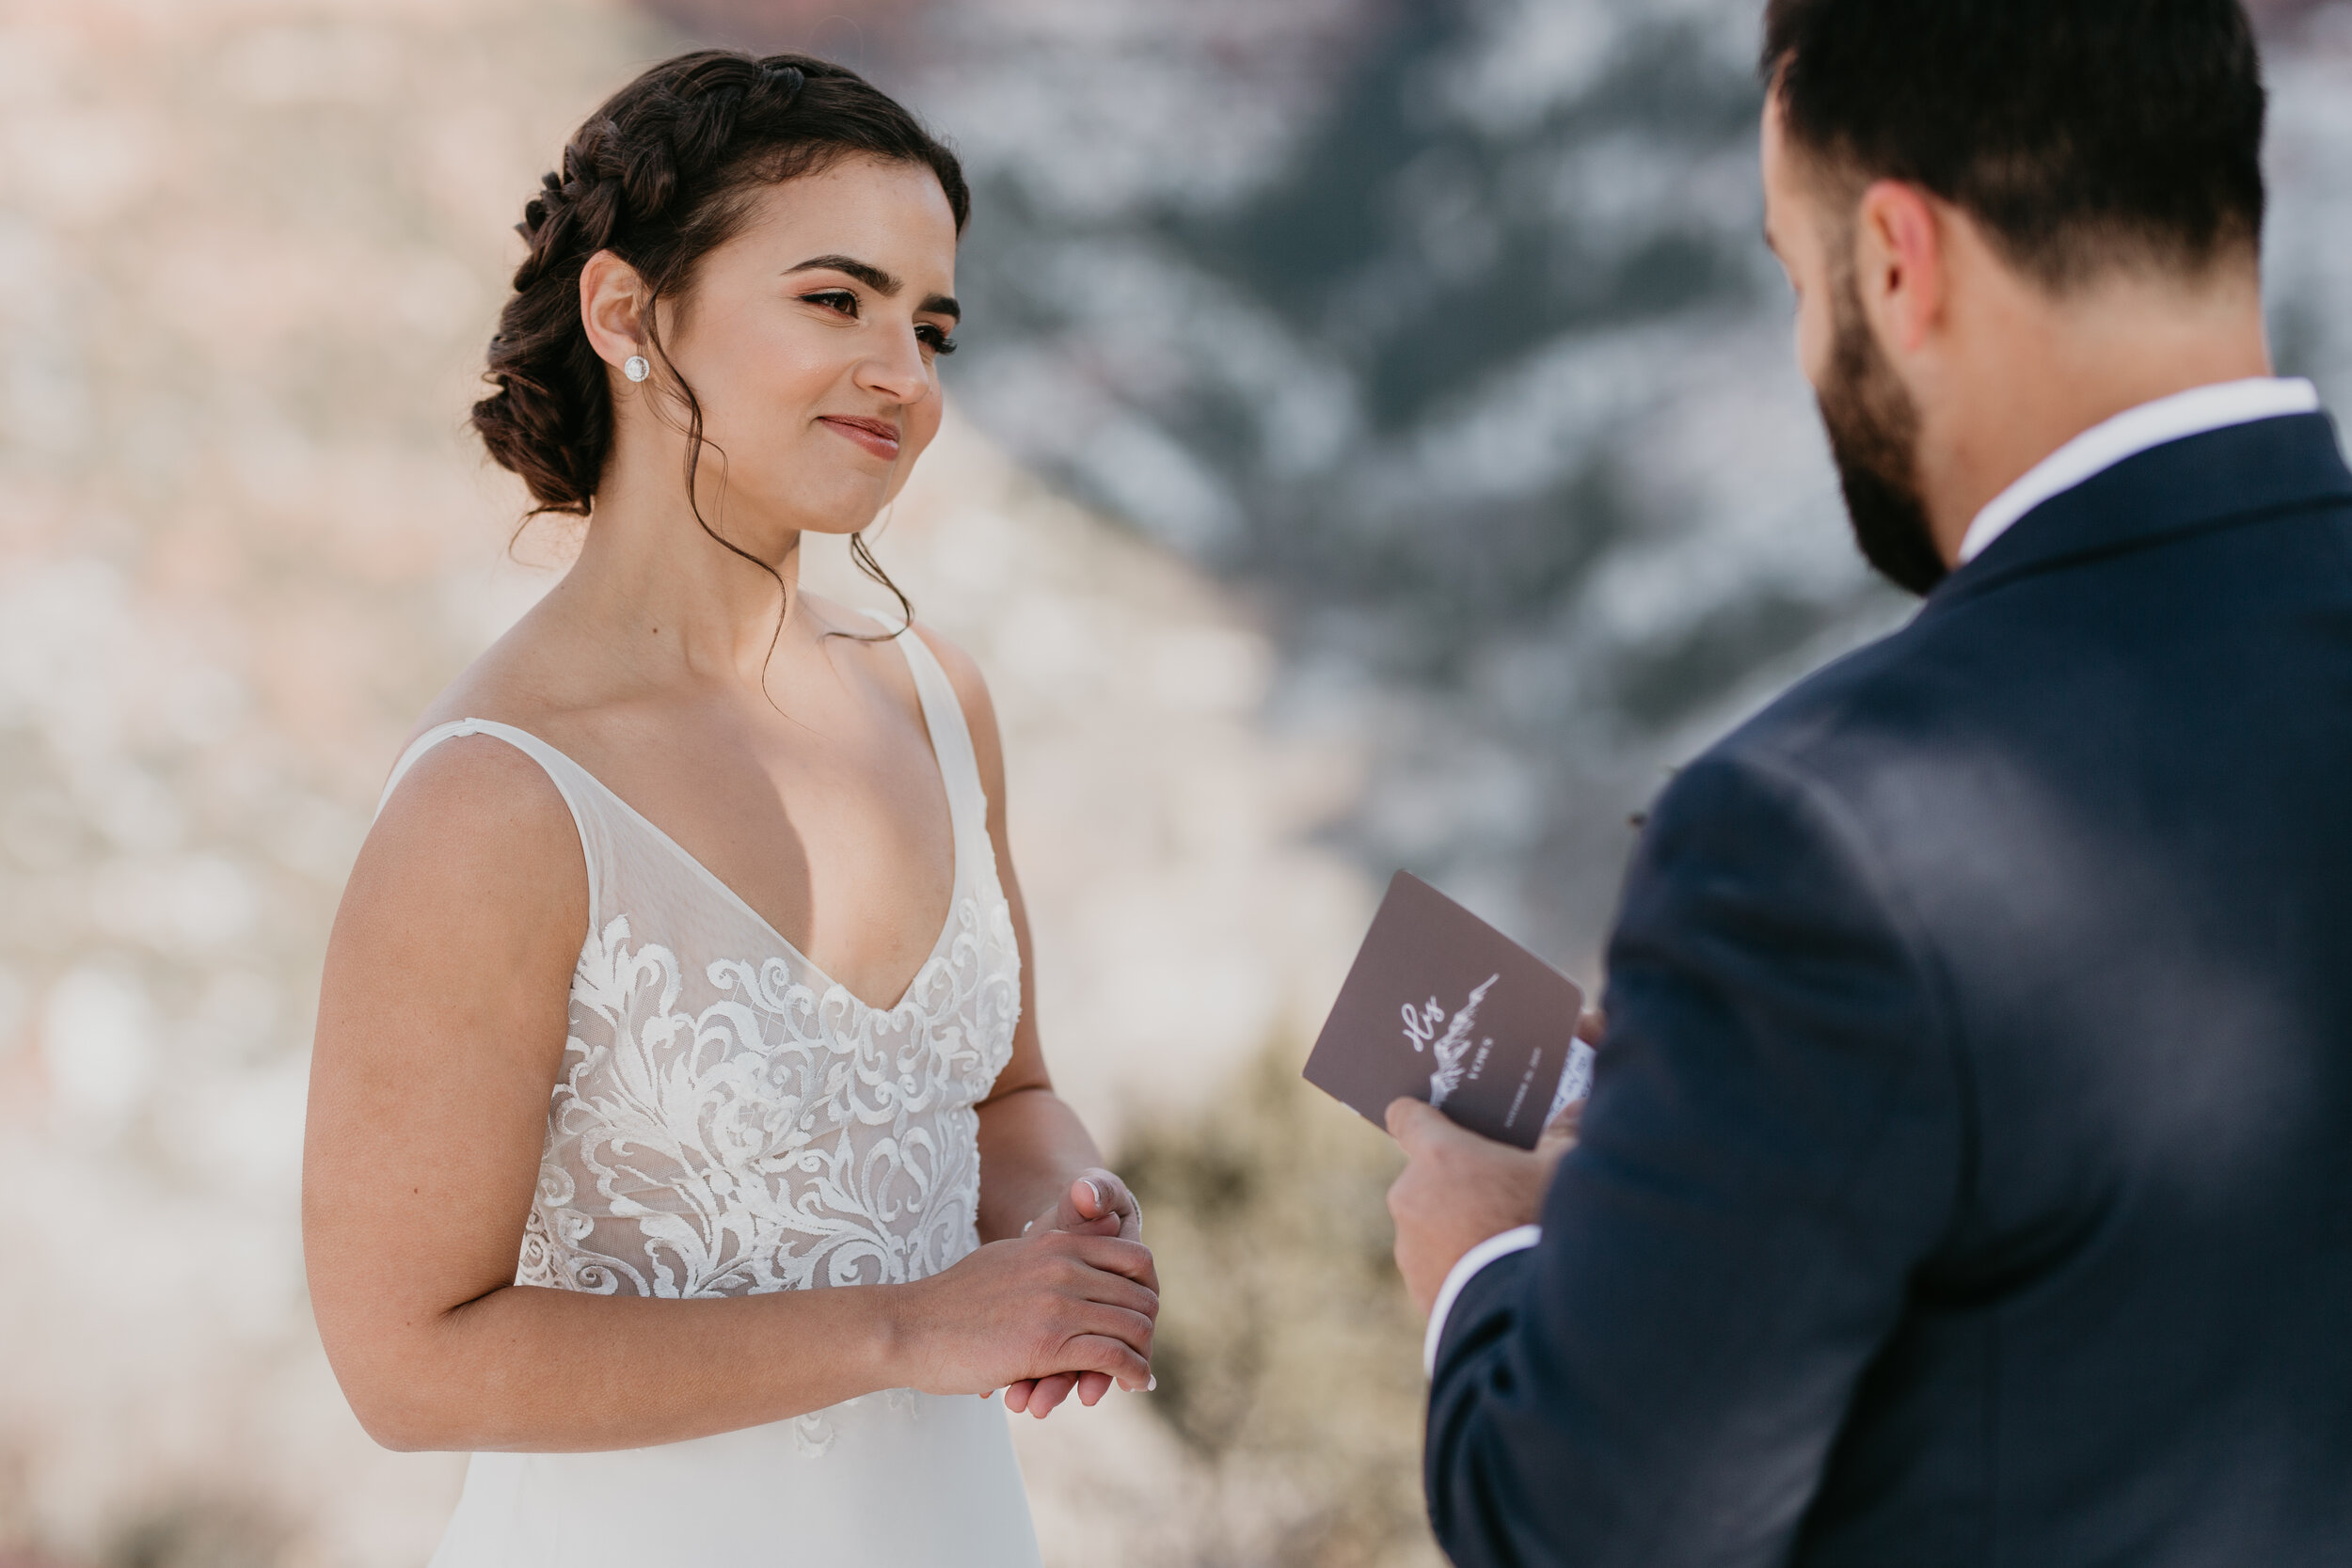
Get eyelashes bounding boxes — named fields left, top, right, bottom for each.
left=801, top=289, right=958, bottom=355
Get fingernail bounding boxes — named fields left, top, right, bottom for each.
left=1084, top=1179, right=1105, bottom=1211
left=1146, top=1374, right=1157, bottom=1392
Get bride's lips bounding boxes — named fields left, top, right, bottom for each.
left=818, top=415, right=901, bottom=462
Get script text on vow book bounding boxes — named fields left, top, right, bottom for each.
left=1303, top=872, right=1590, bottom=1149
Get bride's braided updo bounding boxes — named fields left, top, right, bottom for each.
left=472, top=50, right=969, bottom=518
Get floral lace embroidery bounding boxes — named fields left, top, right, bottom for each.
left=518, top=889, right=1019, bottom=1303
left=382, top=640, right=1011, bottom=1461
left=511, top=880, right=1018, bottom=1452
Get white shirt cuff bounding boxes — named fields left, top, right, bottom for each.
left=1422, top=1224, right=1541, bottom=1377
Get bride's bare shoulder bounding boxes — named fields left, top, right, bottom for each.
left=405, top=592, right=589, bottom=747
left=904, top=620, right=1001, bottom=754
left=365, top=599, right=599, bottom=879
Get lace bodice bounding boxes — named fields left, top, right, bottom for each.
left=400, top=628, right=1046, bottom=1553
left=380, top=626, right=1020, bottom=1307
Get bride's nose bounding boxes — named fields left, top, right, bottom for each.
left=853, top=327, right=933, bottom=405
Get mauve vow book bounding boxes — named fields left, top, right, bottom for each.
left=1304, top=872, right=1593, bottom=1149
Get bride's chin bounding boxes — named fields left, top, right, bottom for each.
left=777, top=479, right=897, bottom=539
left=724, top=488, right=884, bottom=543
left=791, top=515, right=884, bottom=542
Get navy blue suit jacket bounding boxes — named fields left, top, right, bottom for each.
left=1426, top=413, right=2352, bottom=1567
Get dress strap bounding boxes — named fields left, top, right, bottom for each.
left=374, top=718, right=609, bottom=922
left=867, top=612, right=990, bottom=849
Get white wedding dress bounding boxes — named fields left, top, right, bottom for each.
left=379, top=626, right=1041, bottom=1567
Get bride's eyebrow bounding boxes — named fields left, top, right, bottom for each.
left=785, top=254, right=960, bottom=322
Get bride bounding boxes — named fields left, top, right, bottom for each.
left=303, top=50, right=1156, bottom=1566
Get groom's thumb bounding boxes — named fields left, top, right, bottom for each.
left=1386, top=1097, right=1445, bottom=1149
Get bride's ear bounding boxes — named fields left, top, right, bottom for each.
left=580, top=249, right=653, bottom=382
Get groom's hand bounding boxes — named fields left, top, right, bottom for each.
left=1385, top=1101, right=1571, bottom=1315
left=1386, top=1009, right=1598, bottom=1315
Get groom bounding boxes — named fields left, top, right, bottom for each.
left=1384, top=0, right=2352, bottom=1562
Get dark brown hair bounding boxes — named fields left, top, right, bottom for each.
left=472, top=50, right=969, bottom=622
left=1763, top=0, right=2265, bottom=290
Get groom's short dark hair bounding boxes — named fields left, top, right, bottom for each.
left=1761, top=0, right=2267, bottom=290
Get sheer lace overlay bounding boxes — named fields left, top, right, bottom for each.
left=514, top=880, right=1017, bottom=1303
left=393, top=627, right=1041, bottom=1565
left=385, top=626, right=1018, bottom=1321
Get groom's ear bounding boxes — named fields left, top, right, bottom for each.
left=1852, top=180, right=1951, bottom=363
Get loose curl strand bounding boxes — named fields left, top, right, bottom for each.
left=471, top=50, right=965, bottom=645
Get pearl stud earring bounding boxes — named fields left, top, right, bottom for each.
left=623, top=354, right=650, bottom=383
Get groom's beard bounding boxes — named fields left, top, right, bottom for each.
left=1818, top=275, right=1947, bottom=596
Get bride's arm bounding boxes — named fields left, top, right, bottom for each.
left=920, top=629, right=1157, bottom=1418
left=303, top=736, right=1155, bottom=1453
left=916, top=626, right=1145, bottom=1242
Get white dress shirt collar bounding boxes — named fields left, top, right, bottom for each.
left=1957, top=376, right=2322, bottom=565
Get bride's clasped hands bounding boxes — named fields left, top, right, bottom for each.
left=918, top=1170, right=1157, bottom=1418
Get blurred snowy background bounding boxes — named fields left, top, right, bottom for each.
left=1, top=1, right=2347, bottom=1564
